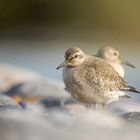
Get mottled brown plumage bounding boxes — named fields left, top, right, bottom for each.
left=57, top=47, right=139, bottom=107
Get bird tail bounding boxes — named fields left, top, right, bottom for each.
left=127, top=85, right=140, bottom=94
left=123, top=94, right=131, bottom=98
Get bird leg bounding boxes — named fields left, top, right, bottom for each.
left=85, top=104, right=97, bottom=111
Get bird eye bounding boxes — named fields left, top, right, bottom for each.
left=114, top=52, right=117, bottom=56
left=74, top=55, right=78, bottom=58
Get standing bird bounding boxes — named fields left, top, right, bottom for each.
left=95, top=46, right=135, bottom=77
left=56, top=48, right=139, bottom=108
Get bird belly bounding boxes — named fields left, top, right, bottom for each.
left=62, top=67, right=97, bottom=104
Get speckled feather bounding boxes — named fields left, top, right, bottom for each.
left=59, top=48, right=139, bottom=105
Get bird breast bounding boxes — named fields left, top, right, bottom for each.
left=62, top=66, right=97, bottom=103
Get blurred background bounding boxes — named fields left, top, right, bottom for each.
left=0, top=0, right=140, bottom=88
left=1, top=2, right=140, bottom=139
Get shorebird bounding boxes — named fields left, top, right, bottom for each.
left=95, top=46, right=135, bottom=77
left=56, top=47, right=139, bottom=108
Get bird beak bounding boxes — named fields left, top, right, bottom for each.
left=121, top=60, right=135, bottom=68
left=56, top=60, right=68, bottom=70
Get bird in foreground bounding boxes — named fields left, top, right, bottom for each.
left=95, top=46, right=135, bottom=77
left=56, top=47, right=140, bottom=109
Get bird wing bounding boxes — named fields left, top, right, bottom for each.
left=78, top=57, right=132, bottom=92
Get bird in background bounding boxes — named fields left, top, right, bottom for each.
left=57, top=47, right=140, bottom=109
left=94, top=46, right=135, bottom=77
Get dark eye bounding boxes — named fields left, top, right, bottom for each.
left=114, top=52, right=117, bottom=56
left=74, top=55, right=78, bottom=58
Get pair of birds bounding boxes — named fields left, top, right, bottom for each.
left=57, top=46, right=139, bottom=109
